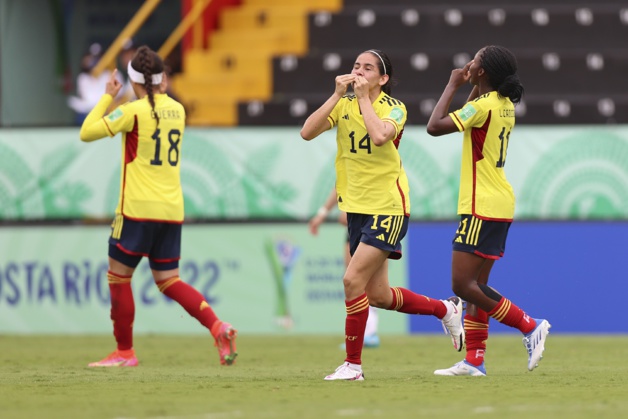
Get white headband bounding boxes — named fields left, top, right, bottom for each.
left=367, top=50, right=387, bottom=75
left=127, top=61, right=163, bottom=85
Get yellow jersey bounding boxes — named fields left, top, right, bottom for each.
left=328, top=91, right=410, bottom=216
left=99, top=94, right=186, bottom=222
left=450, top=91, right=515, bottom=221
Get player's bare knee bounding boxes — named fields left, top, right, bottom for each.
left=370, top=300, right=388, bottom=309
left=365, top=293, right=388, bottom=308
left=451, top=280, right=472, bottom=300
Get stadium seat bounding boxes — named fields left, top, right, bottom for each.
left=516, top=51, right=628, bottom=96
left=171, top=0, right=341, bottom=125
left=272, top=50, right=461, bottom=97
left=223, top=0, right=628, bottom=125
left=518, top=95, right=628, bottom=124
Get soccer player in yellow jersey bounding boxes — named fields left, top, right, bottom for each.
left=301, top=49, right=464, bottom=381
left=427, top=45, right=551, bottom=376
left=80, top=46, right=237, bottom=367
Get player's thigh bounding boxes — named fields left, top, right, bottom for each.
left=452, top=250, right=486, bottom=283
left=108, top=256, right=136, bottom=277
left=344, top=243, right=388, bottom=291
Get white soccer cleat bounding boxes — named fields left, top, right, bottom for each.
left=434, top=360, right=486, bottom=376
left=441, top=296, right=465, bottom=352
left=324, top=362, right=364, bottom=381
left=523, top=318, right=551, bottom=371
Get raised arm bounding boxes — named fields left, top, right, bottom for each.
left=300, top=74, right=355, bottom=140
left=426, top=61, right=472, bottom=137
left=354, top=76, right=397, bottom=146
left=79, top=69, right=123, bottom=142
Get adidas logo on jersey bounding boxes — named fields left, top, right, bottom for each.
left=342, top=114, right=349, bottom=120
left=376, top=234, right=386, bottom=241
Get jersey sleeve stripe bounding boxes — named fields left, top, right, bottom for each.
left=382, top=117, right=400, bottom=137
left=327, top=115, right=336, bottom=129
left=450, top=112, right=465, bottom=131
left=102, top=118, right=115, bottom=137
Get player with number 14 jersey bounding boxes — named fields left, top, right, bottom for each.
left=329, top=91, right=410, bottom=217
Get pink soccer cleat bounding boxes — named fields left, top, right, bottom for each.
left=212, top=321, right=238, bottom=365
left=88, top=349, right=138, bottom=367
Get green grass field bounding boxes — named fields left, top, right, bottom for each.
left=1, top=334, right=626, bottom=419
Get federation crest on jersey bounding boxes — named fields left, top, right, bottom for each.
left=459, top=103, right=477, bottom=121
left=389, top=107, right=404, bottom=124
left=107, top=108, right=124, bottom=122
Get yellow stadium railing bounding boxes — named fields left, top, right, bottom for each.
left=91, top=0, right=215, bottom=78
left=91, top=0, right=162, bottom=77
left=158, top=0, right=214, bottom=60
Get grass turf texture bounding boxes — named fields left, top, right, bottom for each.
left=1, top=334, right=626, bottom=419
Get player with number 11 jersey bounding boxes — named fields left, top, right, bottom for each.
left=450, top=91, right=515, bottom=221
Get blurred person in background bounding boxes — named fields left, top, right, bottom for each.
left=79, top=45, right=237, bottom=368
left=301, top=49, right=464, bottom=381
left=67, top=43, right=124, bottom=125
left=309, top=187, right=381, bottom=349
left=427, top=45, right=551, bottom=376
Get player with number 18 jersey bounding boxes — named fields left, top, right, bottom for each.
left=86, top=94, right=186, bottom=222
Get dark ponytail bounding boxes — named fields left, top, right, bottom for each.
left=131, top=46, right=165, bottom=125
left=480, top=45, right=524, bottom=104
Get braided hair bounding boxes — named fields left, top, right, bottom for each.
left=365, top=49, right=396, bottom=95
left=130, top=46, right=165, bottom=126
left=479, top=45, right=524, bottom=104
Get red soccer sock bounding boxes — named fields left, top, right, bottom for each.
left=389, top=287, right=448, bottom=318
left=464, top=310, right=489, bottom=367
left=107, top=271, right=135, bottom=351
left=488, top=297, right=536, bottom=334
left=157, top=276, right=219, bottom=332
left=344, top=293, right=369, bottom=365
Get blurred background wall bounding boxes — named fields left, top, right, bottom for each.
left=3, top=0, right=628, bottom=127
left=1, top=0, right=627, bottom=334
left=0, top=0, right=180, bottom=126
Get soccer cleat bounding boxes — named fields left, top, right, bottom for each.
left=523, top=318, right=551, bottom=371
left=441, top=296, right=465, bottom=352
left=213, top=321, right=238, bottom=366
left=324, top=362, right=364, bottom=381
left=88, top=350, right=138, bottom=367
left=434, top=360, right=486, bottom=376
